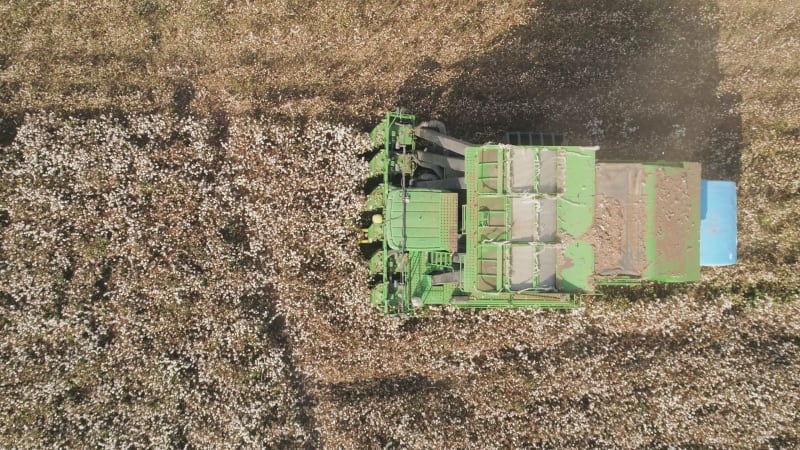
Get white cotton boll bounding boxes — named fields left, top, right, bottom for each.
left=6, top=107, right=796, bottom=449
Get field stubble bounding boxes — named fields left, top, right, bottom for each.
left=1, top=0, right=799, bottom=447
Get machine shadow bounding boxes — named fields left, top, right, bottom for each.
left=396, top=0, right=742, bottom=182
left=322, top=4, right=746, bottom=444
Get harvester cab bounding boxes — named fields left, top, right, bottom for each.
left=360, top=112, right=737, bottom=315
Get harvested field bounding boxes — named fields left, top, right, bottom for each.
left=2, top=0, right=799, bottom=448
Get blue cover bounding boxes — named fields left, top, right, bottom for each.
left=700, top=180, right=737, bottom=266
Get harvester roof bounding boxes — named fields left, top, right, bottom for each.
left=462, top=145, right=598, bottom=294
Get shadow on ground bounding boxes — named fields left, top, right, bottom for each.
left=397, top=0, right=742, bottom=181
left=316, top=2, right=761, bottom=446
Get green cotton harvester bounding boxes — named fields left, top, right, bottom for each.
left=360, top=112, right=738, bottom=315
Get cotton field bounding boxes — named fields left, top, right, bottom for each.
left=0, top=114, right=370, bottom=447
left=2, top=0, right=800, bottom=447
left=1, top=114, right=798, bottom=448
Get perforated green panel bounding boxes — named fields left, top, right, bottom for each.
left=464, top=144, right=597, bottom=303
left=384, top=188, right=458, bottom=252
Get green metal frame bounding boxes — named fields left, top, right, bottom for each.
left=376, top=112, right=416, bottom=314
left=362, top=112, right=708, bottom=316
left=461, top=144, right=598, bottom=309
left=642, top=162, right=702, bottom=282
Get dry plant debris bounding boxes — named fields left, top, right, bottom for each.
left=1, top=0, right=799, bottom=448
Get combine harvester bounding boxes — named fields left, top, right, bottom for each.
left=360, top=112, right=737, bottom=315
